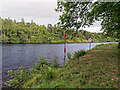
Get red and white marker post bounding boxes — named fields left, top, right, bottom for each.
left=64, top=34, right=66, bottom=63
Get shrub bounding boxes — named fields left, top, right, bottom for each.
left=38, top=56, right=50, bottom=66
left=5, top=56, right=51, bottom=88
left=51, top=56, right=60, bottom=68
left=34, top=56, right=50, bottom=72
left=5, top=67, right=29, bottom=88
left=73, top=50, right=86, bottom=59
left=67, top=53, right=72, bottom=60
left=50, top=80, right=66, bottom=88
left=39, top=64, right=53, bottom=79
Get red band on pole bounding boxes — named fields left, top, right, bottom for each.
left=64, top=34, right=66, bottom=37
left=64, top=48, right=66, bottom=53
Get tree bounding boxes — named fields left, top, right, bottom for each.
left=47, top=24, right=53, bottom=33
left=1, top=17, right=114, bottom=44
left=55, top=1, right=120, bottom=39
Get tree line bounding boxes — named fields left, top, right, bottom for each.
left=0, top=17, right=115, bottom=44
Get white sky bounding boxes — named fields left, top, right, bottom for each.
left=0, top=0, right=102, bottom=33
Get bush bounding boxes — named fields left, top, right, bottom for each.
left=5, top=67, right=30, bottom=88
left=5, top=56, right=57, bottom=88
left=37, top=56, right=50, bottom=67
left=39, top=64, right=53, bottom=79
left=50, top=80, right=66, bottom=88
left=73, top=50, right=86, bottom=59
left=67, top=53, right=72, bottom=60
left=51, top=56, right=60, bottom=68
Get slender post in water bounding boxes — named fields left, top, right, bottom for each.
left=64, top=34, right=66, bottom=64
left=89, top=42, right=91, bottom=50
left=88, top=38, right=92, bottom=50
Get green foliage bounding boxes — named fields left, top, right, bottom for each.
left=37, top=56, right=50, bottom=67
left=118, top=42, right=120, bottom=49
left=67, top=52, right=72, bottom=60
left=32, top=57, right=56, bottom=80
left=77, top=77, right=86, bottom=85
left=1, top=18, right=114, bottom=44
left=39, top=64, right=53, bottom=79
left=5, top=67, right=29, bottom=88
left=73, top=50, right=86, bottom=59
left=92, top=43, right=118, bottom=50
left=5, top=56, right=57, bottom=88
left=51, top=56, right=60, bottom=68
left=5, top=43, right=119, bottom=88
left=50, top=80, right=66, bottom=88
left=56, top=1, right=120, bottom=39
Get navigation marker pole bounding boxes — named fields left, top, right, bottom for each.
left=64, top=34, right=66, bottom=64
left=89, top=42, right=91, bottom=50
left=88, top=38, right=92, bottom=50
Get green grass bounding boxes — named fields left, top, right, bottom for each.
left=5, top=43, right=119, bottom=88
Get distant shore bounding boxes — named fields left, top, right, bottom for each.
left=2, top=41, right=117, bottom=44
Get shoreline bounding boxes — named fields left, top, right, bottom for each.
left=2, top=43, right=119, bottom=89
left=2, top=43, right=119, bottom=88
left=2, top=41, right=117, bottom=44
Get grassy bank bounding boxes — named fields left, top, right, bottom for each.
left=4, top=43, right=119, bottom=88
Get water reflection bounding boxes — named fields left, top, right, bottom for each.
left=2, top=42, right=115, bottom=82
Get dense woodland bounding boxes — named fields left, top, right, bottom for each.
left=0, top=18, right=115, bottom=44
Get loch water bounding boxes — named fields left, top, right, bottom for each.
left=2, top=42, right=116, bottom=82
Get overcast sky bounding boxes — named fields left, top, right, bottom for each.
left=0, top=0, right=102, bottom=33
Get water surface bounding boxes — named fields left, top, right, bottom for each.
left=2, top=42, right=115, bottom=82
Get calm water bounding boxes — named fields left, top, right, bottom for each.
left=2, top=42, right=115, bottom=82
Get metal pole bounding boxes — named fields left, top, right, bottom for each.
left=89, top=42, right=91, bottom=50
left=64, top=34, right=66, bottom=64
